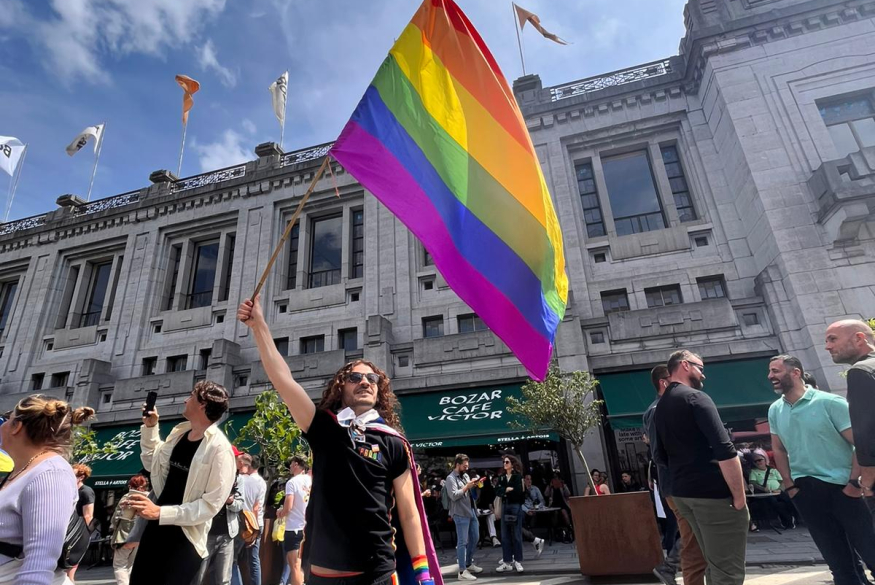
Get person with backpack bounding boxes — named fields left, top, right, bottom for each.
left=0, top=394, right=95, bottom=585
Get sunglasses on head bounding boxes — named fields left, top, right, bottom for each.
left=346, top=372, right=381, bottom=385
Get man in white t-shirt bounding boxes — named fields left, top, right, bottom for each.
left=278, top=457, right=311, bottom=585
left=232, top=453, right=266, bottom=585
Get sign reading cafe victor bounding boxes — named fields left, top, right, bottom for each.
left=429, top=389, right=508, bottom=422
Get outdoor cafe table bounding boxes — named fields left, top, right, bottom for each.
left=528, top=506, right=562, bottom=545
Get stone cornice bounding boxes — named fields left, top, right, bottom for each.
left=521, top=0, right=873, bottom=129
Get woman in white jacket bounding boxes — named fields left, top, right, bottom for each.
left=126, top=381, right=236, bottom=585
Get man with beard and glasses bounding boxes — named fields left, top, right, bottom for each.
left=825, top=320, right=875, bottom=492
left=237, top=296, right=441, bottom=585
left=654, top=350, right=748, bottom=585
left=768, top=354, right=875, bottom=585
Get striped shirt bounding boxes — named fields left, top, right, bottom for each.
left=0, top=455, right=78, bottom=585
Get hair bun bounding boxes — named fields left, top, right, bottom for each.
left=41, top=399, right=63, bottom=418
left=71, top=406, right=96, bottom=425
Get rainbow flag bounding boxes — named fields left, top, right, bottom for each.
left=330, top=0, right=567, bottom=380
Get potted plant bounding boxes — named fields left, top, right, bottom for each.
left=506, top=366, right=663, bottom=576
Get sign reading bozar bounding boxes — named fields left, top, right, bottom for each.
left=400, top=384, right=531, bottom=446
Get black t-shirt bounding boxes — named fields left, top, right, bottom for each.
left=157, top=431, right=202, bottom=506
left=302, top=409, right=409, bottom=575
left=77, top=485, right=95, bottom=517
left=654, top=382, right=737, bottom=499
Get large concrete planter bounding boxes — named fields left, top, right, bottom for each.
left=568, top=492, right=664, bottom=576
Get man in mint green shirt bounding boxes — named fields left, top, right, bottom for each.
left=767, top=355, right=875, bottom=585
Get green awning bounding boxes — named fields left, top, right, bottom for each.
left=399, top=384, right=548, bottom=448
left=598, top=357, right=778, bottom=430
left=85, top=412, right=255, bottom=489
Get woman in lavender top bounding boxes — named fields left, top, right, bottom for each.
left=0, top=395, right=95, bottom=585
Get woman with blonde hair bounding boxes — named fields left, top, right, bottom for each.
left=0, top=394, right=95, bottom=585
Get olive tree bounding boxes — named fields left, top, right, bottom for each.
left=506, top=366, right=604, bottom=493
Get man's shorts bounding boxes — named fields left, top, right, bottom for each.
left=283, top=529, right=304, bottom=553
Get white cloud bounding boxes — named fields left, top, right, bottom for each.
left=193, top=128, right=252, bottom=172
left=241, top=119, right=257, bottom=135
left=197, top=39, right=237, bottom=88
left=590, top=16, right=623, bottom=50
left=26, top=0, right=227, bottom=84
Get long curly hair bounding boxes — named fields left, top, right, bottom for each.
left=317, top=360, right=402, bottom=431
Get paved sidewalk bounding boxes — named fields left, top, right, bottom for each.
left=75, top=527, right=825, bottom=583
left=435, top=526, right=824, bottom=575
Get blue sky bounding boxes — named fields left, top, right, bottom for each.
left=0, top=0, right=686, bottom=221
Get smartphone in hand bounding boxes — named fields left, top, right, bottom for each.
left=143, top=391, right=158, bottom=417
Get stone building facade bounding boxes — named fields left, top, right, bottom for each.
left=0, top=0, right=873, bottom=489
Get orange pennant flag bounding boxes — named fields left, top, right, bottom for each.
left=175, top=74, right=201, bottom=125
left=513, top=3, right=569, bottom=45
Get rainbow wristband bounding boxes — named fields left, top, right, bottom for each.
left=412, top=555, right=431, bottom=582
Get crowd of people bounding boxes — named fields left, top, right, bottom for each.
left=0, top=293, right=873, bottom=585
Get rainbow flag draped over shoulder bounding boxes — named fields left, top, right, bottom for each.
left=330, top=0, right=567, bottom=380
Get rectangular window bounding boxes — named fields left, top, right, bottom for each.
left=219, top=235, right=235, bottom=302
left=601, top=290, right=630, bottom=314
left=286, top=223, right=300, bottom=290
left=199, top=348, right=212, bottom=370
left=188, top=240, right=220, bottom=309
left=50, top=372, right=69, bottom=388
left=351, top=209, right=364, bottom=279
left=458, top=313, right=488, bottom=333
left=300, top=335, right=325, bottom=354
left=819, top=95, right=875, bottom=158
left=660, top=146, right=697, bottom=222
left=31, top=373, right=44, bottom=391
left=602, top=151, right=666, bottom=236
left=422, top=316, right=444, bottom=338
left=142, top=357, right=157, bottom=376
left=56, top=265, right=80, bottom=329
left=166, top=245, right=182, bottom=310
left=79, top=261, right=113, bottom=328
left=697, top=275, right=727, bottom=300
left=575, top=163, right=606, bottom=238
left=645, top=285, right=683, bottom=308
left=590, top=331, right=605, bottom=344
left=309, top=215, right=343, bottom=288
left=274, top=337, right=289, bottom=357
left=339, top=328, right=358, bottom=351
left=167, top=355, right=188, bottom=372
left=0, top=280, right=19, bottom=334
left=742, top=312, right=759, bottom=326
left=423, top=246, right=434, bottom=267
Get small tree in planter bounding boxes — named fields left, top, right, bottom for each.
left=509, top=367, right=664, bottom=576
left=506, top=366, right=603, bottom=493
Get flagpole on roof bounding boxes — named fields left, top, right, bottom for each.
left=177, top=120, right=188, bottom=179
left=86, top=123, right=105, bottom=202
left=280, top=70, right=288, bottom=151
left=512, top=3, right=527, bottom=76
left=4, top=143, right=26, bottom=223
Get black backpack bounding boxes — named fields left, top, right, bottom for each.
left=0, top=511, right=89, bottom=569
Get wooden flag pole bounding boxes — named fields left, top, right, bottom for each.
left=251, top=156, right=330, bottom=300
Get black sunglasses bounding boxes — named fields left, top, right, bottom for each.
left=346, top=372, right=381, bottom=385
left=503, top=460, right=511, bottom=464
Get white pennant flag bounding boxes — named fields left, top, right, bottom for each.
left=65, top=124, right=104, bottom=157
left=269, top=71, right=288, bottom=126
left=0, top=137, right=25, bottom=177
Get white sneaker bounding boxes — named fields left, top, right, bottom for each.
left=491, top=536, right=501, bottom=547
left=496, top=561, right=514, bottom=573
left=533, top=537, right=544, bottom=557
left=458, top=570, right=477, bottom=581
left=467, top=564, right=483, bottom=574
left=513, top=561, right=524, bottom=573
